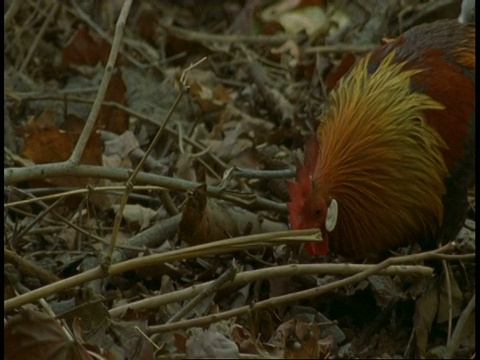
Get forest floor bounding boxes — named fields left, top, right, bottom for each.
left=4, top=0, right=475, bottom=359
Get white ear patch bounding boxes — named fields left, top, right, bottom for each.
left=325, top=199, right=338, bottom=232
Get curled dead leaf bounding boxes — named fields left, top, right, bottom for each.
left=178, top=184, right=287, bottom=246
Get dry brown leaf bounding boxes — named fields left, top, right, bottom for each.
left=188, top=69, right=231, bottom=112
left=436, top=266, right=463, bottom=324
left=267, top=318, right=294, bottom=358
left=267, top=308, right=345, bottom=359
left=21, top=128, right=102, bottom=188
left=414, top=283, right=439, bottom=357
left=97, top=73, right=129, bottom=134
left=64, top=114, right=89, bottom=133
left=18, top=106, right=59, bottom=136
left=455, top=309, right=476, bottom=349
left=232, top=323, right=273, bottom=356
left=22, top=129, right=101, bottom=165
left=62, top=25, right=110, bottom=66
left=133, top=2, right=158, bottom=45
left=178, top=184, right=287, bottom=246
left=286, top=319, right=322, bottom=359
left=19, top=106, right=102, bottom=171
left=62, top=290, right=153, bottom=360
left=5, top=310, right=92, bottom=360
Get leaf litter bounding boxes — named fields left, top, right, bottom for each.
left=4, top=0, right=474, bottom=359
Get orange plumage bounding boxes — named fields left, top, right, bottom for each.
left=288, top=20, right=475, bottom=259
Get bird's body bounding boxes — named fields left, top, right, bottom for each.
left=288, top=20, right=475, bottom=259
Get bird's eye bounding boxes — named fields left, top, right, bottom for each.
left=314, top=209, right=322, bottom=216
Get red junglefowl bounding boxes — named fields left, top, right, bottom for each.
left=288, top=20, right=475, bottom=259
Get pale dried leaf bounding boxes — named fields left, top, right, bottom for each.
left=104, top=130, right=139, bottom=158
left=112, top=204, right=157, bottom=231
left=186, top=327, right=239, bottom=359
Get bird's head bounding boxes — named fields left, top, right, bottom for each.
left=287, top=140, right=338, bottom=256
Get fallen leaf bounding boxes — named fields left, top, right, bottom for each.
left=62, top=25, right=110, bottom=66
left=414, top=283, right=439, bottom=357
left=178, top=184, right=287, bottom=246
left=186, top=327, right=239, bottom=359
left=436, top=266, right=463, bottom=324
left=5, top=310, right=92, bottom=360
left=96, top=72, right=129, bottom=134
left=112, top=204, right=158, bottom=231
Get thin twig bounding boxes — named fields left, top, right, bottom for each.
left=442, top=261, right=454, bottom=344
left=158, top=191, right=179, bottom=216
left=107, top=57, right=206, bottom=259
left=109, top=262, right=433, bottom=317
left=5, top=92, right=231, bottom=170
left=233, top=166, right=296, bottom=179
left=4, top=0, right=22, bottom=28
left=146, top=243, right=456, bottom=334
left=18, top=2, right=60, bottom=73
left=4, top=229, right=321, bottom=310
left=444, top=293, right=475, bottom=359
left=111, top=214, right=182, bottom=264
left=5, top=164, right=288, bottom=213
left=432, top=253, right=475, bottom=261
left=5, top=185, right=168, bottom=208
left=166, top=262, right=237, bottom=324
left=5, top=249, right=61, bottom=285
left=10, top=194, right=65, bottom=243
left=305, top=44, right=377, bottom=54
left=69, top=0, right=133, bottom=165
left=9, top=188, right=107, bottom=244
left=69, top=0, right=143, bottom=68
left=162, top=23, right=295, bottom=45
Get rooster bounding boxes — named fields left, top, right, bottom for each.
left=287, top=20, right=475, bottom=259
